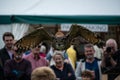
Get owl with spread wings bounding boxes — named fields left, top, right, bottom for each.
left=14, top=24, right=100, bottom=53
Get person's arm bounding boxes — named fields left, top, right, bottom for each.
left=24, top=60, right=32, bottom=80
left=75, top=62, right=82, bottom=80
left=63, top=51, right=68, bottom=59
left=4, top=60, right=16, bottom=78
left=62, top=63, right=76, bottom=80
left=0, top=64, right=4, bottom=80
left=46, top=51, right=52, bottom=61
left=109, top=57, right=117, bottom=67
left=63, top=51, right=70, bottom=64
left=101, top=55, right=105, bottom=68
left=101, top=51, right=117, bottom=74
left=25, top=60, right=32, bottom=76
left=101, top=51, right=117, bottom=67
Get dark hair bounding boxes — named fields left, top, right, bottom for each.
left=81, top=70, right=93, bottom=79
left=2, top=32, right=14, bottom=40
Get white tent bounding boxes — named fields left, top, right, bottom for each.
left=0, top=0, right=120, bottom=15
left=0, top=0, right=120, bottom=24
left=0, top=0, right=120, bottom=48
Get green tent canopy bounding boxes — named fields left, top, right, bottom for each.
left=0, top=15, right=120, bottom=24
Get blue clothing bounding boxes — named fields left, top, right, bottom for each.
left=0, top=65, right=4, bottom=80
left=24, top=50, right=31, bottom=55
left=50, top=63, right=76, bottom=80
left=85, top=59, right=100, bottom=80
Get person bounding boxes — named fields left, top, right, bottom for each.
left=23, top=45, right=46, bottom=58
left=66, top=45, right=77, bottom=70
left=0, top=58, right=4, bottom=80
left=0, top=32, right=15, bottom=66
left=23, top=46, right=48, bottom=71
left=39, top=45, right=47, bottom=58
left=81, top=70, right=94, bottom=80
left=93, top=45, right=102, bottom=60
left=46, top=31, right=69, bottom=66
left=46, top=46, right=69, bottom=66
left=50, top=52, right=76, bottom=80
left=75, top=43, right=102, bottom=80
left=4, top=46, right=32, bottom=80
left=101, top=38, right=120, bottom=80
left=31, top=66, right=56, bottom=80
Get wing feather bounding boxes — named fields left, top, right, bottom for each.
left=67, top=24, right=100, bottom=44
left=14, top=27, right=52, bottom=52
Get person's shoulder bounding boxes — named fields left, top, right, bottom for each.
left=0, top=47, right=6, bottom=52
left=0, top=47, right=8, bottom=56
left=23, top=53, right=32, bottom=58
left=5, top=59, right=14, bottom=64
left=80, top=58, right=86, bottom=62
left=23, top=58, right=31, bottom=64
left=40, top=56, right=47, bottom=61
left=113, top=50, right=120, bottom=57
left=115, top=50, right=120, bottom=54
left=64, top=62, right=72, bottom=67
left=95, top=57, right=101, bottom=61
left=50, top=65, right=55, bottom=69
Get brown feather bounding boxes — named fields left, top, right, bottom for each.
left=14, top=27, right=52, bottom=53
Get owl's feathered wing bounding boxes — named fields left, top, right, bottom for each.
left=66, top=24, right=100, bottom=45
left=14, top=27, right=53, bottom=53
left=14, top=25, right=100, bottom=53
left=65, top=24, right=100, bottom=60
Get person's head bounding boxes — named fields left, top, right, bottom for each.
left=40, top=45, right=46, bottom=53
left=81, top=70, right=93, bottom=80
left=31, top=46, right=41, bottom=55
left=12, top=46, right=23, bottom=61
left=106, top=38, right=117, bottom=53
left=53, top=51, right=64, bottom=67
left=2, top=32, right=14, bottom=49
left=31, top=67, right=56, bottom=80
left=84, top=44, right=95, bottom=60
left=31, top=45, right=41, bottom=60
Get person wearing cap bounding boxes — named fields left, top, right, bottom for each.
left=39, top=45, right=47, bottom=58
left=23, top=46, right=48, bottom=71
left=4, top=46, right=32, bottom=80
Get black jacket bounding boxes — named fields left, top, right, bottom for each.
left=0, top=47, right=11, bottom=66
left=0, top=63, right=4, bottom=80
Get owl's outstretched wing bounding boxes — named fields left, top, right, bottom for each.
left=14, top=27, right=53, bottom=53
left=66, top=24, right=100, bottom=45
left=65, top=24, right=101, bottom=60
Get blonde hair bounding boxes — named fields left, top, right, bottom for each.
left=31, top=67, right=56, bottom=80
left=53, top=51, right=64, bottom=60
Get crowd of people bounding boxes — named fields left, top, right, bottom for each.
left=0, top=32, right=120, bottom=80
